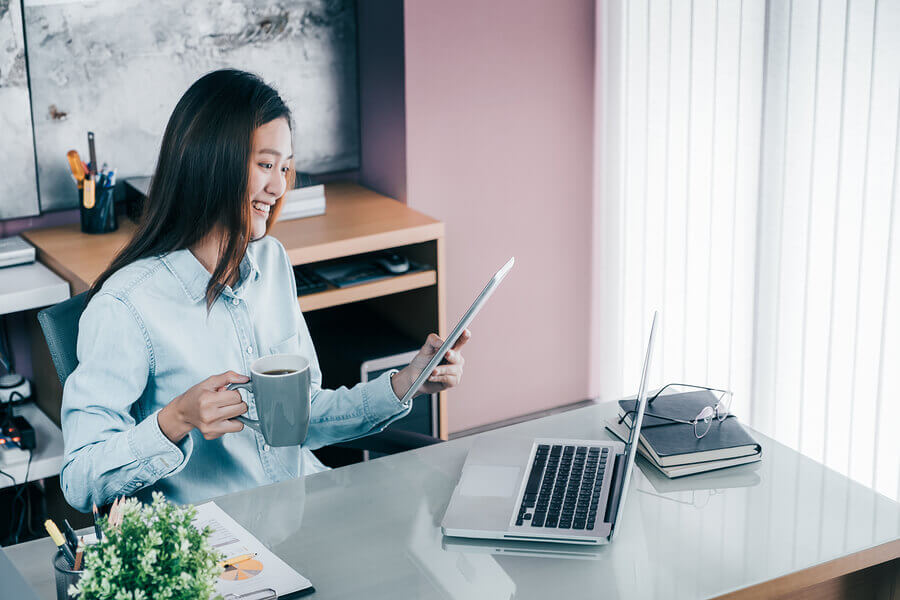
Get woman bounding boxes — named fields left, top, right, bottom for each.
left=60, top=70, right=468, bottom=512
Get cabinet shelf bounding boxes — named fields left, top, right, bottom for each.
left=298, top=269, right=437, bottom=312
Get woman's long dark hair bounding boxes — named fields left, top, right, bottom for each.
left=89, top=69, right=294, bottom=308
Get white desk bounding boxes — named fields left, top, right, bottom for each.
left=0, top=403, right=64, bottom=490
left=0, top=260, right=68, bottom=489
left=0, top=261, right=69, bottom=316
left=5, top=401, right=899, bottom=599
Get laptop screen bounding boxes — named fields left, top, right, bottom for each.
left=608, top=311, right=658, bottom=540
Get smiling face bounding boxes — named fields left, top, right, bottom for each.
left=249, top=117, right=294, bottom=240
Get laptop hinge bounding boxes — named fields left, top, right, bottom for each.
left=603, top=453, right=626, bottom=526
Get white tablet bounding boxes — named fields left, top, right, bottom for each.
left=400, top=257, right=515, bottom=405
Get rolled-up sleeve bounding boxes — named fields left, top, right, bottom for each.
left=60, top=293, right=191, bottom=512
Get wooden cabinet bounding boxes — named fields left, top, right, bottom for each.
left=22, top=182, right=449, bottom=439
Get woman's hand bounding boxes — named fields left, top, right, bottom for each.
left=158, top=371, right=250, bottom=443
left=392, top=330, right=471, bottom=400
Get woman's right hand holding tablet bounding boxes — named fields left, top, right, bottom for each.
left=158, top=371, right=250, bottom=443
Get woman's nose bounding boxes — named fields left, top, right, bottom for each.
left=266, top=171, right=287, bottom=198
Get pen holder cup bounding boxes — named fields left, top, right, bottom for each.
left=52, top=549, right=83, bottom=600
left=79, top=182, right=118, bottom=234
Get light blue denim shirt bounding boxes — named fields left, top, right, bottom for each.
left=60, top=236, right=411, bottom=512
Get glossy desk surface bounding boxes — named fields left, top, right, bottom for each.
left=6, top=401, right=900, bottom=599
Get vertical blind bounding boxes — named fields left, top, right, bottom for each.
left=595, top=0, right=900, bottom=501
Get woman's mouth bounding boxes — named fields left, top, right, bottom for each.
left=252, top=200, right=271, bottom=217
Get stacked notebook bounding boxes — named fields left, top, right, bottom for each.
left=605, top=390, right=762, bottom=478
left=278, top=184, right=326, bottom=221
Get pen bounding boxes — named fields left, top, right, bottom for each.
left=45, top=519, right=77, bottom=567
left=92, top=503, right=103, bottom=542
left=62, top=519, right=79, bottom=554
left=217, top=553, right=256, bottom=568
left=87, top=131, right=97, bottom=176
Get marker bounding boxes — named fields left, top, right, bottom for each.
left=45, top=519, right=76, bottom=567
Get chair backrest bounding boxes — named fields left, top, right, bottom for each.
left=37, top=292, right=89, bottom=386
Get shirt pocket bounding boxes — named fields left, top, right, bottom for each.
left=269, top=331, right=300, bottom=355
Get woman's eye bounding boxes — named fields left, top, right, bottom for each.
left=281, top=166, right=290, bottom=173
left=259, top=163, right=273, bottom=170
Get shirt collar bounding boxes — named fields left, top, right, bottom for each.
left=161, top=247, right=260, bottom=304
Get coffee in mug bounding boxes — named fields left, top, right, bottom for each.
left=226, top=354, right=311, bottom=446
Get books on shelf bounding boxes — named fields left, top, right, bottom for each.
left=278, top=184, right=326, bottom=221
left=605, top=390, right=762, bottom=478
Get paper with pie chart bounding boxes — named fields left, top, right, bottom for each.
left=193, top=501, right=313, bottom=598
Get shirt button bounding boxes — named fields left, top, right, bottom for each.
left=232, top=298, right=239, bottom=306
left=263, top=444, right=271, bottom=452
left=246, top=346, right=253, bottom=355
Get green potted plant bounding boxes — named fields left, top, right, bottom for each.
left=71, top=492, right=223, bottom=600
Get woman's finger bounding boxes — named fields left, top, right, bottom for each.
left=429, top=366, right=462, bottom=381
left=444, top=349, right=466, bottom=365
left=433, top=364, right=464, bottom=377
left=450, top=329, right=472, bottom=351
left=425, top=333, right=443, bottom=350
left=206, top=371, right=249, bottom=391
left=212, top=389, right=244, bottom=406
left=202, top=418, right=244, bottom=440
left=428, top=373, right=461, bottom=386
left=217, top=401, right=248, bottom=420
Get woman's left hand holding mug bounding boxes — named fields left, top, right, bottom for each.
left=158, top=371, right=250, bottom=442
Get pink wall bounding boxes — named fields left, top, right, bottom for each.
left=404, top=0, right=596, bottom=433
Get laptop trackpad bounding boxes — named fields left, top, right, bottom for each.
left=459, top=465, right=521, bottom=498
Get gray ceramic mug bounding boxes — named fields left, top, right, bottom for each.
left=226, top=354, right=311, bottom=447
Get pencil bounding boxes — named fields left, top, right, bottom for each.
left=110, top=497, right=119, bottom=528
left=113, top=496, right=125, bottom=528
left=73, top=538, right=84, bottom=571
left=217, top=553, right=256, bottom=568
left=92, top=503, right=103, bottom=542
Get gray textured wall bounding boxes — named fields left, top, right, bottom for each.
left=2, top=0, right=358, bottom=215
left=0, top=0, right=39, bottom=219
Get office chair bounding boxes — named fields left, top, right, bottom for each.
left=38, top=292, right=440, bottom=456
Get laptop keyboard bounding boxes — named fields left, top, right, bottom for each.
left=516, top=444, right=609, bottom=531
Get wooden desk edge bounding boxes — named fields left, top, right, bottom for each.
left=714, top=538, right=900, bottom=599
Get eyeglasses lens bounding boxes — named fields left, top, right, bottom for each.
left=694, top=406, right=715, bottom=438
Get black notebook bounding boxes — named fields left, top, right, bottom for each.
left=618, top=391, right=761, bottom=467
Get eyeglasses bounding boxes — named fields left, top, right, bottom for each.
left=617, top=383, right=734, bottom=439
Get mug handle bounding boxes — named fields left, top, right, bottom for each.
left=226, top=382, right=262, bottom=433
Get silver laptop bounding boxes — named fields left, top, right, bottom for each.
left=441, top=312, right=657, bottom=545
